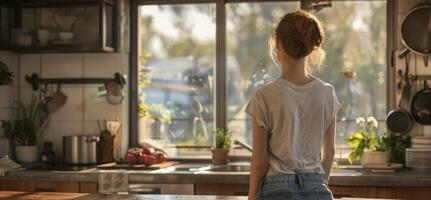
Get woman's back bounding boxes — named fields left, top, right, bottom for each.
left=246, top=77, right=338, bottom=175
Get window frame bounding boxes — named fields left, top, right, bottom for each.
left=129, top=0, right=395, bottom=148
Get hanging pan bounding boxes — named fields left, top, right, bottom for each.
left=386, top=53, right=413, bottom=134
left=411, top=80, right=431, bottom=125
left=401, top=4, right=431, bottom=67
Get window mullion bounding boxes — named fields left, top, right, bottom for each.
left=215, top=0, right=227, bottom=133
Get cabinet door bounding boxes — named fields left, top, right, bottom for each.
left=79, top=182, right=98, bottom=193
left=392, top=187, right=431, bottom=200
left=0, top=180, right=79, bottom=193
left=195, top=184, right=249, bottom=196
left=330, top=186, right=392, bottom=199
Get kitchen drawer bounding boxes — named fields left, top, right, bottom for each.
left=195, top=183, right=249, bottom=196
left=0, top=180, right=80, bottom=193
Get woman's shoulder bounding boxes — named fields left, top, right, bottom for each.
left=314, top=77, right=335, bottom=91
left=253, top=80, right=281, bottom=95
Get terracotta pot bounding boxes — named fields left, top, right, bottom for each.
left=361, top=151, right=390, bottom=166
left=211, top=148, right=229, bottom=165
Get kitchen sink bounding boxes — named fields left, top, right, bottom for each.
left=151, top=164, right=209, bottom=173
left=206, top=163, right=250, bottom=172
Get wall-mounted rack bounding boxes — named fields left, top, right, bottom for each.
left=413, top=75, right=431, bottom=81
left=25, top=72, right=126, bottom=91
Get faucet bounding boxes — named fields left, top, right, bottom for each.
left=234, top=139, right=253, bottom=152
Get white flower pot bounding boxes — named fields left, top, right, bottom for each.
left=361, top=151, right=390, bottom=166
left=15, top=146, right=39, bottom=163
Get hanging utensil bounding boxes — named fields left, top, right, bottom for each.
left=386, top=52, right=413, bottom=134
left=401, top=4, right=431, bottom=66
left=411, top=80, right=431, bottom=125
left=52, top=84, right=67, bottom=107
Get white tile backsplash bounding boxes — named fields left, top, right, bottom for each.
left=0, top=139, right=9, bottom=157
left=20, top=54, right=42, bottom=88
left=46, top=120, right=84, bottom=156
left=83, top=86, right=123, bottom=120
left=83, top=120, right=101, bottom=136
left=41, top=54, right=83, bottom=78
left=5, top=52, right=128, bottom=159
left=84, top=53, right=124, bottom=78
left=0, top=86, right=13, bottom=119
left=0, top=51, right=11, bottom=68
left=49, top=86, right=84, bottom=121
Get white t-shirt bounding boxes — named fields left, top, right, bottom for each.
left=245, top=77, right=340, bottom=175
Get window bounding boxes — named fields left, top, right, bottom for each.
left=136, top=1, right=387, bottom=158
left=137, top=4, right=216, bottom=155
left=226, top=1, right=300, bottom=147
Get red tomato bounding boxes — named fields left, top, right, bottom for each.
left=126, top=153, right=138, bottom=165
left=143, top=154, right=156, bottom=165
left=142, top=146, right=155, bottom=155
left=137, top=154, right=146, bottom=165
left=155, top=151, right=167, bottom=163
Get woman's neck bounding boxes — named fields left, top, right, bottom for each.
left=280, top=58, right=313, bottom=85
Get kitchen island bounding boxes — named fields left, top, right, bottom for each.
left=0, top=191, right=397, bottom=200
left=1, top=163, right=431, bottom=199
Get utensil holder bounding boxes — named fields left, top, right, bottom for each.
left=99, top=137, right=114, bottom=164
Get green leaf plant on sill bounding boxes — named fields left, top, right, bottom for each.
left=212, top=129, right=233, bottom=165
left=346, top=116, right=390, bottom=165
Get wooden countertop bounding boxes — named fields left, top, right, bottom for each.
left=0, top=191, right=397, bottom=200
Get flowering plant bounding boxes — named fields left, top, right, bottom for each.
left=346, top=116, right=390, bottom=164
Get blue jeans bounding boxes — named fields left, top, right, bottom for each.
left=255, top=173, right=333, bottom=200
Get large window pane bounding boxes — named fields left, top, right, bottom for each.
left=226, top=2, right=300, bottom=146
left=138, top=4, right=216, bottom=154
left=226, top=1, right=387, bottom=159
left=313, top=1, right=387, bottom=157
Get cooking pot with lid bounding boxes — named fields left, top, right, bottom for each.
left=63, top=135, right=99, bottom=165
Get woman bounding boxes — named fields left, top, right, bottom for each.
left=246, top=10, right=339, bottom=200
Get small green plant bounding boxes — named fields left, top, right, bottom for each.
left=0, top=61, right=14, bottom=86
left=346, top=116, right=390, bottom=164
left=215, top=129, right=232, bottom=149
left=1, top=94, right=40, bottom=146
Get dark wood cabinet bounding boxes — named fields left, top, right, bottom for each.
left=195, top=184, right=249, bottom=196
left=0, top=180, right=98, bottom=193
left=195, top=183, right=431, bottom=200
left=1, top=0, right=116, bottom=53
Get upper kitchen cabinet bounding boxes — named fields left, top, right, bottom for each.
left=0, top=0, right=15, bottom=49
left=6, top=0, right=116, bottom=53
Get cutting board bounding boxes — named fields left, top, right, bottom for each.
left=97, top=161, right=178, bottom=170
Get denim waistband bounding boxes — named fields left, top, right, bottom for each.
left=262, top=173, right=325, bottom=185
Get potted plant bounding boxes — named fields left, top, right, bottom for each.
left=211, top=129, right=232, bottom=165
left=347, top=116, right=390, bottom=166
left=1, top=95, right=43, bottom=163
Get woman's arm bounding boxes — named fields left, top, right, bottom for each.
left=322, top=118, right=336, bottom=182
left=248, top=118, right=269, bottom=200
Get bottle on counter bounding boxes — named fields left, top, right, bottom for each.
left=40, top=142, right=55, bottom=165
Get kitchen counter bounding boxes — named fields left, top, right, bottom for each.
left=1, top=165, right=431, bottom=187
left=0, top=191, right=397, bottom=200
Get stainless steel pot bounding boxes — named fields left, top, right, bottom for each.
left=63, top=135, right=99, bottom=165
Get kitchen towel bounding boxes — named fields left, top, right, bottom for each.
left=0, top=156, right=22, bottom=176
